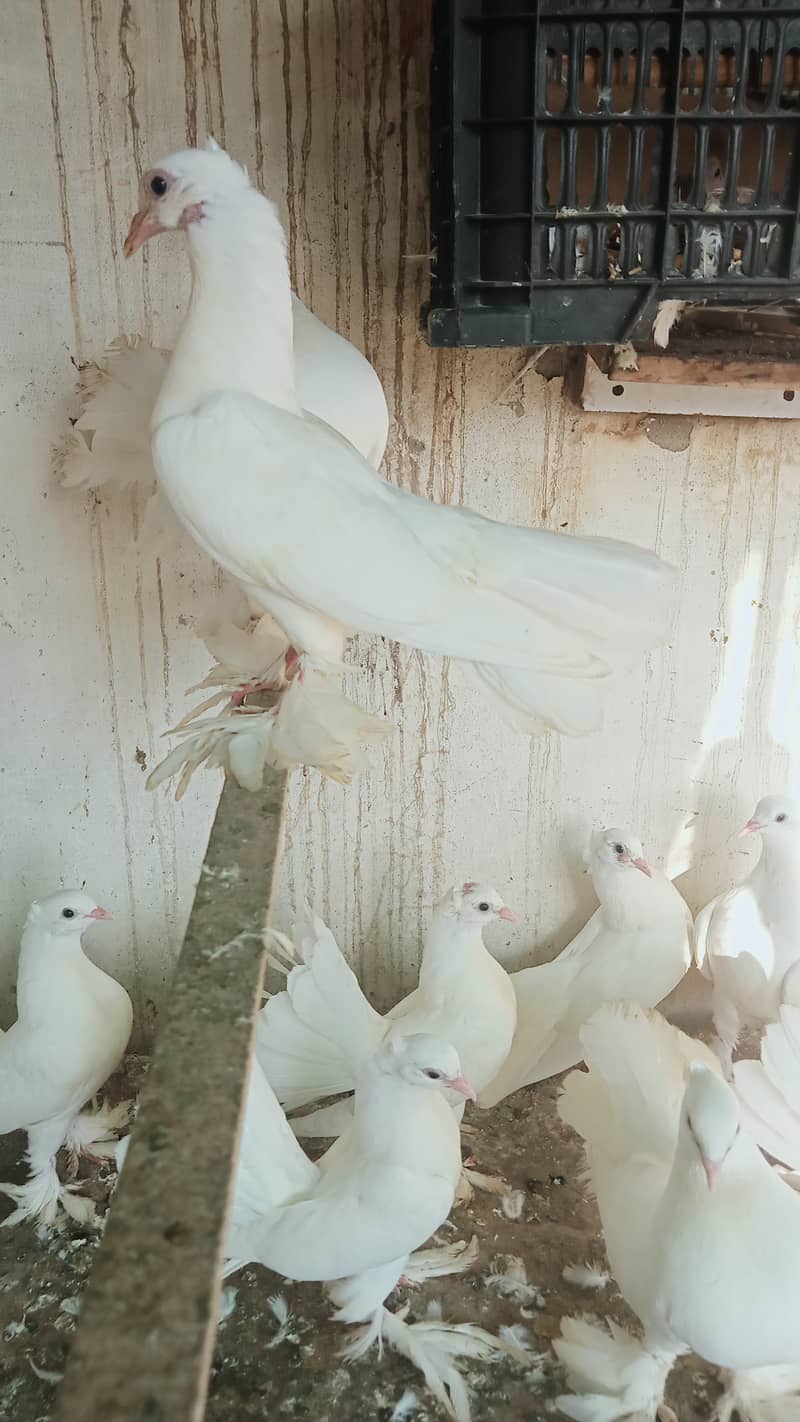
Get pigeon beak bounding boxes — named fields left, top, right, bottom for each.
left=124, top=207, right=165, bottom=257
left=87, top=907, right=113, bottom=921
left=498, top=906, right=517, bottom=923
left=632, top=856, right=653, bottom=878
left=447, top=1074, right=477, bottom=1103
left=702, top=1156, right=721, bottom=1190
left=739, top=818, right=762, bottom=837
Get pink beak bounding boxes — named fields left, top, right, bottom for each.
left=88, top=907, right=113, bottom=921
left=739, top=819, right=762, bottom=837
left=124, top=207, right=165, bottom=257
left=498, top=906, right=517, bottom=922
left=446, top=1074, right=477, bottom=1103
left=632, top=857, right=653, bottom=878
left=702, top=1156, right=721, bottom=1190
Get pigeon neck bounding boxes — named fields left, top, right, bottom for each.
left=594, top=865, right=656, bottom=929
left=16, top=926, right=85, bottom=1020
left=354, top=1068, right=458, bottom=1169
left=418, top=917, right=485, bottom=987
left=154, top=191, right=300, bottom=425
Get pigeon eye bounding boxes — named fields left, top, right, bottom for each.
left=478, top=902, right=490, bottom=912
left=613, top=843, right=625, bottom=856
left=423, top=1069, right=442, bottom=1080
left=777, top=813, right=787, bottom=823
left=62, top=908, right=76, bottom=919
left=149, top=174, right=169, bottom=197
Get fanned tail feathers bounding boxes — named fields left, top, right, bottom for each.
left=57, top=336, right=166, bottom=490
left=257, top=910, right=385, bottom=1109
left=559, top=1002, right=721, bottom=1162
left=734, top=1006, right=800, bottom=1171
left=554, top=1317, right=673, bottom=1422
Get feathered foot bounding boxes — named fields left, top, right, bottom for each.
left=716, top=1365, right=800, bottom=1422
left=554, top=1317, right=677, bottom=1422
left=0, top=1164, right=97, bottom=1229
left=148, top=662, right=393, bottom=798
left=340, top=1302, right=532, bottom=1422
left=63, top=1100, right=134, bottom=1174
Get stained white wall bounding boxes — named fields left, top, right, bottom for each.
left=3, top=1, right=800, bottom=1033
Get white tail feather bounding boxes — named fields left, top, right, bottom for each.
left=554, top=1317, right=674, bottom=1422
left=57, top=336, right=166, bottom=491
left=257, top=910, right=385, bottom=1110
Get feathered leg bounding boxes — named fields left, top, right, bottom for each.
left=554, top=1316, right=679, bottom=1422
left=716, top=1364, right=800, bottom=1422
left=0, top=1117, right=97, bottom=1227
left=63, top=1099, right=134, bottom=1175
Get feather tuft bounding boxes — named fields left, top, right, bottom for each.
left=562, top=1261, right=610, bottom=1291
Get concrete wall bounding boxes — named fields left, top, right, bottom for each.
left=3, top=1, right=800, bottom=1032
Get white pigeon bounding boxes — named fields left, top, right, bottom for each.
left=554, top=1002, right=800, bottom=1422
left=0, top=891, right=133, bottom=1226
left=121, top=141, right=677, bottom=790
left=734, top=1003, right=800, bottom=1173
left=479, top=829, right=692, bottom=1107
left=58, top=275, right=390, bottom=789
left=695, top=795, right=800, bottom=1078
left=227, top=1035, right=522, bottom=1419
left=256, top=883, right=518, bottom=1136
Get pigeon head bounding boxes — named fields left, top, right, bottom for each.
left=379, top=1033, right=477, bottom=1101
left=27, top=890, right=113, bottom=938
left=124, top=138, right=252, bottom=256
left=591, top=827, right=652, bottom=878
left=681, top=1063, right=740, bottom=1190
left=740, top=795, right=800, bottom=843
left=442, top=882, right=516, bottom=926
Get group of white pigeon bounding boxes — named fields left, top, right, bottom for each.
left=3, top=136, right=797, bottom=1420
left=6, top=798, right=800, bottom=1419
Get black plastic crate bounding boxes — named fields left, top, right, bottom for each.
left=426, top=0, right=800, bottom=347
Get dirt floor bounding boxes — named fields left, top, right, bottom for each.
left=0, top=1055, right=725, bottom=1422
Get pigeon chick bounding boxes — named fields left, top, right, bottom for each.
left=228, top=1035, right=523, bottom=1420
left=123, top=141, right=677, bottom=789
left=555, top=1003, right=800, bottom=1422
left=695, top=795, right=800, bottom=1078
left=479, top=827, right=692, bottom=1106
left=0, top=891, right=132, bottom=1227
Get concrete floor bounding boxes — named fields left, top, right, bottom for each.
left=0, top=1059, right=722, bottom=1422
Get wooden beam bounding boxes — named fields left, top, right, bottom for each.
left=52, top=765, right=289, bottom=1422
left=611, top=353, right=800, bottom=387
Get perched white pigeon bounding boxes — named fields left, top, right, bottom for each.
left=121, top=141, right=677, bottom=790
left=58, top=274, right=390, bottom=793
left=695, top=795, right=800, bottom=1078
left=227, top=1035, right=523, bottom=1419
left=555, top=1002, right=800, bottom=1422
left=479, top=829, right=692, bottom=1107
left=0, top=891, right=133, bottom=1226
left=256, top=883, right=518, bottom=1135
left=734, top=1004, right=800, bottom=1173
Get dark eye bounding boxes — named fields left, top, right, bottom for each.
left=149, top=174, right=168, bottom=197
left=613, top=843, right=625, bottom=856
left=62, top=908, right=76, bottom=919
left=478, top=901, right=490, bottom=912
left=777, top=813, right=787, bottom=823
left=423, top=1069, right=442, bottom=1080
